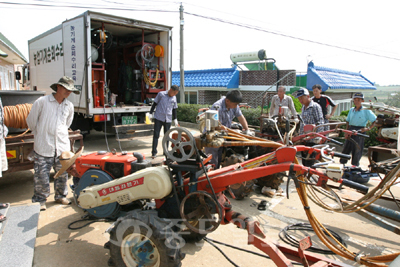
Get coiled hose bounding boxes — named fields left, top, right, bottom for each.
left=295, top=159, right=400, bottom=266
left=143, top=68, right=159, bottom=87
left=3, top=103, right=32, bottom=129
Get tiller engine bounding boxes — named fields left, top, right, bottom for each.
left=74, top=150, right=154, bottom=218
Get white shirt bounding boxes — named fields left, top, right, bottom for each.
left=26, top=94, right=74, bottom=157
left=270, top=94, right=297, bottom=117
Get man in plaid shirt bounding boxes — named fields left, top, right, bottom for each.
left=296, top=88, right=324, bottom=134
left=296, top=88, right=324, bottom=167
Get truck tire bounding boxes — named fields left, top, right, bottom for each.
left=107, top=210, right=185, bottom=267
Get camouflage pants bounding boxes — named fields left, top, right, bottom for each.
left=32, top=152, right=68, bottom=203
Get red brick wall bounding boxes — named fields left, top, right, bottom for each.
left=241, top=91, right=275, bottom=108
left=198, top=91, right=222, bottom=105
left=197, top=90, right=275, bottom=108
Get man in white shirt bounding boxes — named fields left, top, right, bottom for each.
left=26, top=76, right=80, bottom=211
left=269, top=86, right=297, bottom=118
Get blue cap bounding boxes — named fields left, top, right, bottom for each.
left=295, top=88, right=309, bottom=98
left=353, top=93, right=364, bottom=99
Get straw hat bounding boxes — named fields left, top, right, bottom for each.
left=54, top=148, right=83, bottom=178
left=50, top=76, right=80, bottom=94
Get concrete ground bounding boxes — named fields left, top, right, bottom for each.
left=0, top=127, right=399, bottom=267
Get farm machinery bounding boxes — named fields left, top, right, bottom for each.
left=361, top=101, right=400, bottom=174
left=72, top=110, right=400, bottom=266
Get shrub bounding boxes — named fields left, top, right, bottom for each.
left=177, top=104, right=208, bottom=123
left=238, top=106, right=263, bottom=126
left=289, top=94, right=302, bottom=112
left=364, top=125, right=384, bottom=147
left=340, top=110, right=349, bottom=116
left=330, top=115, right=347, bottom=122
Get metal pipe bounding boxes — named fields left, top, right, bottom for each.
left=362, top=202, right=400, bottom=222
left=356, top=209, right=400, bottom=235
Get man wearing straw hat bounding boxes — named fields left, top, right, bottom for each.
left=27, top=76, right=80, bottom=211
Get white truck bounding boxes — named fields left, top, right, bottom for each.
left=27, top=10, right=172, bottom=138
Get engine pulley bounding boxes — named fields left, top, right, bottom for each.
left=162, top=127, right=196, bottom=162
left=74, top=169, right=120, bottom=219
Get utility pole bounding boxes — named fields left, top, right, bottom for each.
left=179, top=3, right=185, bottom=103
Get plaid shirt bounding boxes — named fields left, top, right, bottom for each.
left=153, top=91, right=178, bottom=123
left=300, top=100, right=324, bottom=134
left=210, top=97, right=243, bottom=128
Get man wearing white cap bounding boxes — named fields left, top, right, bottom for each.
left=296, top=88, right=324, bottom=134
left=27, top=76, right=80, bottom=211
left=296, top=88, right=324, bottom=167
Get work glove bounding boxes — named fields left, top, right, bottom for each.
left=174, top=119, right=180, bottom=127
left=243, top=129, right=255, bottom=137
left=146, top=113, right=154, bottom=123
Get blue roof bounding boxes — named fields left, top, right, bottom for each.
left=306, top=62, right=376, bottom=92
left=172, top=67, right=239, bottom=88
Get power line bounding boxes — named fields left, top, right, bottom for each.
left=1, top=1, right=399, bottom=61
left=184, top=11, right=400, bottom=62
left=0, top=1, right=178, bottom=12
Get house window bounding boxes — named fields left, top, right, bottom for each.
left=185, top=91, right=197, bottom=104
left=329, top=99, right=352, bottom=116
left=0, top=66, right=15, bottom=90
left=177, top=91, right=198, bottom=104
left=9, top=71, right=14, bottom=89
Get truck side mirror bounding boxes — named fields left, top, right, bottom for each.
left=15, top=71, right=21, bottom=80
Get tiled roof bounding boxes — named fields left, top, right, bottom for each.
left=0, top=32, right=27, bottom=62
left=172, top=67, right=239, bottom=88
left=306, top=61, right=376, bottom=92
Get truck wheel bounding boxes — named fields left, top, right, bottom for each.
left=107, top=210, right=184, bottom=267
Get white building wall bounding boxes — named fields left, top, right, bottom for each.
left=0, top=60, right=14, bottom=90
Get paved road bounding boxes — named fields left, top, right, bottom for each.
left=0, top=129, right=399, bottom=267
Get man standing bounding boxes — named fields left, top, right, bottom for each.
left=205, top=90, right=251, bottom=168
left=296, top=88, right=324, bottom=167
left=340, top=93, right=376, bottom=166
left=312, top=84, right=337, bottom=131
left=296, top=88, right=324, bottom=133
left=27, top=76, right=80, bottom=211
left=269, top=86, right=297, bottom=117
left=149, top=85, right=179, bottom=159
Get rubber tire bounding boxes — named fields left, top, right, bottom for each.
left=181, top=229, right=207, bottom=243
left=107, top=211, right=184, bottom=267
